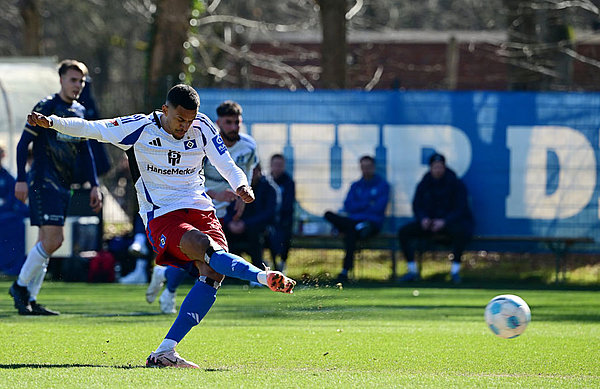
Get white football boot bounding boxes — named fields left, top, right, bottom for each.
left=146, top=350, right=198, bottom=368
left=119, top=263, right=148, bottom=285
left=159, top=288, right=177, bottom=314
left=145, top=265, right=166, bottom=303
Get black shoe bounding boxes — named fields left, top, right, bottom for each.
left=30, top=301, right=60, bottom=316
left=9, top=281, right=32, bottom=315
left=335, top=272, right=349, bottom=283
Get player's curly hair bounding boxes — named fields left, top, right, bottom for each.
left=166, top=84, right=200, bottom=111
left=216, top=100, right=242, bottom=117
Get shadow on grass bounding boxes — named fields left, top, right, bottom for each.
left=80, top=312, right=164, bottom=318
left=0, top=363, right=228, bottom=371
left=0, top=312, right=164, bottom=319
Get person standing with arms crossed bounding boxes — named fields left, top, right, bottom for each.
left=10, top=59, right=102, bottom=316
left=26, top=84, right=295, bottom=368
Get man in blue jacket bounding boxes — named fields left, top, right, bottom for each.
left=324, top=155, right=390, bottom=282
left=397, top=153, right=474, bottom=283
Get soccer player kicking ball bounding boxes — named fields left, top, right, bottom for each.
left=26, top=84, right=296, bottom=368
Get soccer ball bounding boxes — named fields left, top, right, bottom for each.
left=484, top=294, right=531, bottom=339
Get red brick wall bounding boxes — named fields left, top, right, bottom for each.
left=248, top=40, right=600, bottom=91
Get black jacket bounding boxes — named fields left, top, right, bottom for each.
left=272, top=172, right=295, bottom=228
left=412, top=167, right=474, bottom=229
left=224, top=176, right=277, bottom=232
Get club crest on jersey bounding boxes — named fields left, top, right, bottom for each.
left=212, top=135, right=227, bottom=155
left=168, top=150, right=182, bottom=166
left=104, top=119, right=119, bottom=128
left=159, top=234, right=166, bottom=248
left=184, top=139, right=197, bottom=150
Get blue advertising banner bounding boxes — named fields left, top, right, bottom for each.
left=197, top=89, right=599, bottom=248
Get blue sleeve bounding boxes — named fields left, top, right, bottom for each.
left=79, top=141, right=99, bottom=186
left=16, top=130, right=35, bottom=182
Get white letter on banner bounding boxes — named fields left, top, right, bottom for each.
left=252, top=123, right=380, bottom=218
left=506, top=126, right=595, bottom=219
left=291, top=124, right=379, bottom=216
left=384, top=125, right=471, bottom=217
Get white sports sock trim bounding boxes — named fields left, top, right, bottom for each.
left=134, top=258, right=147, bottom=272
left=155, top=339, right=178, bottom=354
left=28, top=264, right=48, bottom=302
left=18, top=242, right=50, bottom=286
left=257, top=271, right=267, bottom=286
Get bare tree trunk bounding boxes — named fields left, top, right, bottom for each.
left=318, top=0, right=347, bottom=89
left=503, top=0, right=542, bottom=90
left=445, top=36, right=459, bottom=90
left=539, top=11, right=573, bottom=90
left=19, top=0, right=42, bottom=55
left=146, top=0, right=192, bottom=110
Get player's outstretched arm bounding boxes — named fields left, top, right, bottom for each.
left=27, top=112, right=52, bottom=128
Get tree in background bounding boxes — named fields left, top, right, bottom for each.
left=19, top=0, right=42, bottom=56
left=317, top=0, right=348, bottom=89
left=146, top=0, right=195, bottom=110
left=502, top=0, right=582, bottom=91
left=5, top=0, right=600, bottom=105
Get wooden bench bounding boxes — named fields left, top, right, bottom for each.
left=290, top=233, right=595, bottom=283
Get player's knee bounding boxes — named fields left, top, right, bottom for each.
left=198, top=262, right=224, bottom=283
left=41, top=235, right=63, bottom=254
left=180, top=230, right=210, bottom=261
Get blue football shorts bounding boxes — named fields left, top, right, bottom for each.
left=28, top=180, right=71, bottom=226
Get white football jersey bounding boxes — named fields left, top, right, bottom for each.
left=204, top=132, right=258, bottom=218
left=49, top=111, right=248, bottom=227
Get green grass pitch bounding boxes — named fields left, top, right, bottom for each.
left=1, top=281, right=599, bottom=388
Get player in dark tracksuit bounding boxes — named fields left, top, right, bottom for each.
left=9, top=59, right=102, bottom=316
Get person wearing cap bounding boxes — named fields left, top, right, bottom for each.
left=397, top=152, right=474, bottom=284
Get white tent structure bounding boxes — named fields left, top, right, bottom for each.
left=0, top=57, right=59, bottom=175
left=0, top=57, right=130, bottom=230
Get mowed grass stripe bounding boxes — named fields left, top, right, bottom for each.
left=0, top=282, right=599, bottom=388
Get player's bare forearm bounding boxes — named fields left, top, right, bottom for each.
left=236, top=185, right=255, bottom=203
left=27, top=112, right=52, bottom=128
left=14, top=182, right=28, bottom=203
left=208, top=189, right=237, bottom=202
left=89, top=186, right=103, bottom=213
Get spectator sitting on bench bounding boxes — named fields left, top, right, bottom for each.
left=397, top=153, right=474, bottom=284
left=324, top=155, right=390, bottom=282
left=223, top=164, right=277, bottom=286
